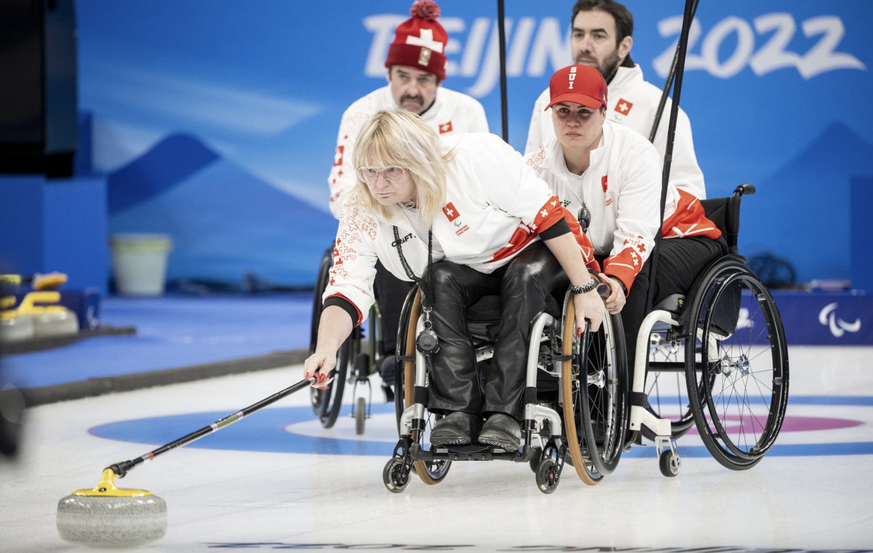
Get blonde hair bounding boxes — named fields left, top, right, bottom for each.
left=351, top=110, right=452, bottom=225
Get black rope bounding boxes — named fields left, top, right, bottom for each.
left=644, top=0, right=696, bottom=314
left=392, top=225, right=434, bottom=307
left=497, top=0, right=509, bottom=143
left=648, top=0, right=700, bottom=143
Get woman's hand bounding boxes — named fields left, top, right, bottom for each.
left=305, top=305, right=354, bottom=388
left=598, top=274, right=627, bottom=314
left=304, top=351, right=337, bottom=389
left=573, top=289, right=605, bottom=334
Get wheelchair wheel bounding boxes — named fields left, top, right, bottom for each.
left=685, top=258, right=789, bottom=470
left=310, top=333, right=353, bottom=428
left=643, top=332, right=705, bottom=441
left=309, top=244, right=352, bottom=428
left=395, top=286, right=451, bottom=485
left=562, top=294, right=627, bottom=485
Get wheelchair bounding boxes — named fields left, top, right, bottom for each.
left=309, top=244, right=385, bottom=435
left=386, top=277, right=628, bottom=494
left=383, top=183, right=789, bottom=493
left=635, top=183, right=789, bottom=472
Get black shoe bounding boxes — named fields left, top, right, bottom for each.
left=382, top=383, right=395, bottom=403
left=430, top=412, right=482, bottom=447
left=478, top=413, right=521, bottom=452
left=378, top=356, right=396, bottom=385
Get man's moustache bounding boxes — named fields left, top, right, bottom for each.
left=401, top=96, right=423, bottom=105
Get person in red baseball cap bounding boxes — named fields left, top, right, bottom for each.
left=325, top=1, right=489, bottom=404
left=526, top=64, right=725, bottom=392
left=525, top=0, right=707, bottom=202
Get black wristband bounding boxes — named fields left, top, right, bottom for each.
left=569, top=280, right=598, bottom=295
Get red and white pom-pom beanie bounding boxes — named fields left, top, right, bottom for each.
left=384, top=0, right=448, bottom=81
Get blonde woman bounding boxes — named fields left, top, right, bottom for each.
left=305, top=110, right=604, bottom=451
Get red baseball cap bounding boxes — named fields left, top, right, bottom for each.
left=545, top=64, right=608, bottom=111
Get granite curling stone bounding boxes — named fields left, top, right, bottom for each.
left=57, top=469, right=167, bottom=548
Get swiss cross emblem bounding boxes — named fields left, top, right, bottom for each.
left=333, top=145, right=344, bottom=167
left=439, top=121, right=453, bottom=134
left=406, top=28, right=443, bottom=66
left=615, top=99, right=633, bottom=115
left=442, top=202, right=460, bottom=221
left=601, top=175, right=608, bottom=193
left=406, top=28, right=444, bottom=53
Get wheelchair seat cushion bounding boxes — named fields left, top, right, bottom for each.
left=652, top=293, right=685, bottom=315
left=466, top=295, right=502, bottom=322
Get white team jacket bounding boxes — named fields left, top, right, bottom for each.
left=525, top=121, right=720, bottom=292
left=328, top=85, right=489, bottom=219
left=525, top=64, right=706, bottom=200
left=324, top=133, right=595, bottom=325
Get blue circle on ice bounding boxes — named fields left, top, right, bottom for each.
left=88, top=397, right=873, bottom=457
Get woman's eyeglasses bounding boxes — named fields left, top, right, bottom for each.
left=356, top=166, right=407, bottom=184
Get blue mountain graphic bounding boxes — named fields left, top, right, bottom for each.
left=109, top=156, right=338, bottom=286
left=739, top=122, right=873, bottom=282
left=107, top=133, right=220, bottom=213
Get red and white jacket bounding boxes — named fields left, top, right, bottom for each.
left=328, top=85, right=489, bottom=219
left=325, top=133, right=596, bottom=326
left=525, top=64, right=706, bottom=200
left=525, top=121, right=721, bottom=293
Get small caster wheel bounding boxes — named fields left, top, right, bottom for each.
left=355, top=397, right=366, bottom=435
left=528, top=447, right=542, bottom=473
left=535, top=458, right=560, bottom=494
left=383, top=458, right=410, bottom=493
left=659, top=449, right=680, bottom=477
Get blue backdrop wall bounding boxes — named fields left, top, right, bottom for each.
left=75, top=0, right=873, bottom=287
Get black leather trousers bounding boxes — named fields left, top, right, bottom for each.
left=422, top=242, right=568, bottom=420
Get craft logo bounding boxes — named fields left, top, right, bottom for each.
left=601, top=175, right=608, bottom=193
left=439, top=121, right=453, bottom=134
left=333, top=145, right=344, bottom=167
left=393, top=232, right=412, bottom=246
left=819, top=303, right=861, bottom=338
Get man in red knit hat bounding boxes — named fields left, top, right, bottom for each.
left=326, top=1, right=489, bottom=401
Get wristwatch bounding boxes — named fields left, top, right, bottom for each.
left=569, top=280, right=598, bottom=295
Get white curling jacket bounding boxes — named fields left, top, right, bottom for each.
left=328, top=85, right=489, bottom=218
left=525, top=64, right=706, bottom=200
left=525, top=121, right=720, bottom=293
left=324, top=133, right=596, bottom=325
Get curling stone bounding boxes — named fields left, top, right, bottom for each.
left=0, top=313, right=35, bottom=343
left=5, top=292, right=79, bottom=339
left=57, top=468, right=167, bottom=548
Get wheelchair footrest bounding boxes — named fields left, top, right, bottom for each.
left=410, top=443, right=521, bottom=462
